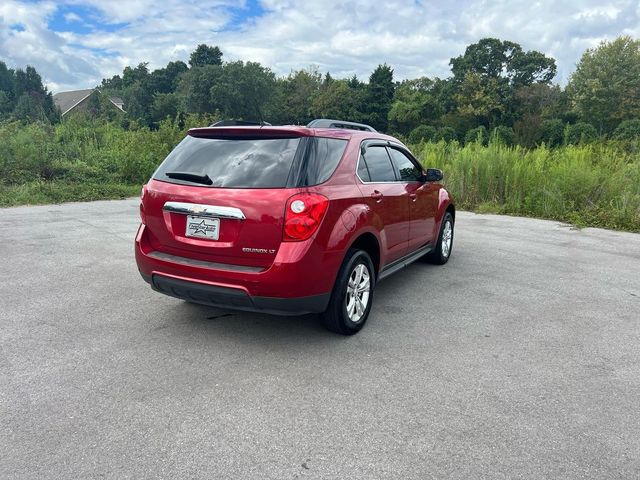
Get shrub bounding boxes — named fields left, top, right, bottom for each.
left=613, top=119, right=640, bottom=141
left=541, top=119, right=565, bottom=147
left=408, top=125, right=437, bottom=144
left=464, top=126, right=488, bottom=145
left=436, top=126, right=458, bottom=142
left=566, top=122, right=598, bottom=145
left=0, top=116, right=189, bottom=187
left=491, top=126, right=515, bottom=146
left=513, top=115, right=543, bottom=148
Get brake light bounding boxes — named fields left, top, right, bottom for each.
left=283, top=193, right=329, bottom=241
left=139, top=185, right=146, bottom=224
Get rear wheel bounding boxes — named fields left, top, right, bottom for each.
left=321, top=249, right=375, bottom=335
left=425, top=212, right=454, bottom=265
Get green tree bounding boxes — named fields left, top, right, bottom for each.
left=10, top=66, right=58, bottom=123
left=388, top=77, right=444, bottom=134
left=148, top=61, right=188, bottom=94
left=450, top=38, right=556, bottom=87
left=122, top=63, right=149, bottom=87
left=0, top=61, right=15, bottom=113
left=176, top=64, right=223, bottom=114
left=151, top=93, right=180, bottom=123
left=122, top=83, right=152, bottom=125
left=511, top=84, right=569, bottom=147
left=453, top=72, right=506, bottom=128
left=0, top=91, right=12, bottom=114
left=189, top=44, right=223, bottom=67
left=566, top=36, right=640, bottom=134
left=101, top=74, right=123, bottom=90
left=513, top=84, right=567, bottom=119
left=13, top=93, right=46, bottom=122
left=365, top=64, right=394, bottom=132
left=209, top=61, right=276, bottom=120
left=274, top=68, right=322, bottom=124
left=86, top=90, right=102, bottom=117
left=449, top=38, right=557, bottom=134
left=311, top=79, right=365, bottom=124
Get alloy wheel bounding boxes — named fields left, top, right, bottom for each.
left=442, top=220, right=453, bottom=258
left=345, top=263, right=371, bottom=323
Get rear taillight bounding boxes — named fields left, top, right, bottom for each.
left=283, top=193, right=329, bottom=242
left=139, top=185, right=146, bottom=224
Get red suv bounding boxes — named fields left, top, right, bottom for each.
left=135, top=119, right=455, bottom=334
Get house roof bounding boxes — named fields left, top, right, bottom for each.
left=52, top=88, right=126, bottom=115
left=52, top=88, right=95, bottom=115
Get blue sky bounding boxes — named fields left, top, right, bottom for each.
left=1, top=0, right=639, bottom=92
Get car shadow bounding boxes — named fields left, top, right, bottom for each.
left=152, top=260, right=443, bottom=345
left=167, top=301, right=335, bottom=345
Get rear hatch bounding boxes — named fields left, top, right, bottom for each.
left=141, top=127, right=347, bottom=269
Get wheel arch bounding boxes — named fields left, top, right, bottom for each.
left=347, top=231, right=381, bottom=278
left=446, top=202, right=455, bottom=222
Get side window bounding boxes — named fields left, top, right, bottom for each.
left=357, top=155, right=371, bottom=182
left=388, top=148, right=422, bottom=182
left=362, top=146, right=396, bottom=182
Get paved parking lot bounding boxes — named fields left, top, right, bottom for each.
left=1, top=198, right=639, bottom=479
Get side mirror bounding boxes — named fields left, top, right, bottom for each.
left=422, top=168, right=443, bottom=182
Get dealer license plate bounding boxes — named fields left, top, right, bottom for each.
left=185, top=216, right=220, bottom=240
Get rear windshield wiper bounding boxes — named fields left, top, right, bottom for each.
left=165, top=171, right=213, bottom=185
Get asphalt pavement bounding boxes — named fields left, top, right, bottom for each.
left=1, top=199, right=639, bottom=479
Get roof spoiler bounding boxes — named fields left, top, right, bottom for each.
left=307, top=119, right=376, bottom=132
left=209, top=119, right=272, bottom=127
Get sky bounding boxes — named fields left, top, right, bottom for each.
left=0, top=0, right=639, bottom=93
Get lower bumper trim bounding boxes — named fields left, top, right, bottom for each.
left=141, top=273, right=330, bottom=316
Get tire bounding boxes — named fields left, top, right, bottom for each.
left=425, top=212, right=454, bottom=265
left=321, top=249, right=375, bottom=335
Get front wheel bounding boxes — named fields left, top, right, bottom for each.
left=425, top=212, right=454, bottom=265
left=321, top=249, right=375, bottom=335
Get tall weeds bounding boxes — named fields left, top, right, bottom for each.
left=415, top=140, right=640, bottom=231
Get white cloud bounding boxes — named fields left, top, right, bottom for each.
left=0, top=0, right=638, bottom=92
left=63, top=12, right=82, bottom=23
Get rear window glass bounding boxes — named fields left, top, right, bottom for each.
left=154, top=136, right=300, bottom=188
left=154, top=135, right=347, bottom=188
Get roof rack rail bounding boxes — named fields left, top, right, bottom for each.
left=306, top=119, right=376, bottom=132
left=209, top=119, right=272, bottom=127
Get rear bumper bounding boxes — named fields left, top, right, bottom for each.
left=141, top=272, right=330, bottom=315
left=135, top=223, right=340, bottom=315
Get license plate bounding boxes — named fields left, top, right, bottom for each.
left=185, top=216, right=220, bottom=240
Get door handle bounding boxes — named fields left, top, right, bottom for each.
left=371, top=190, right=383, bottom=203
left=409, top=193, right=417, bottom=202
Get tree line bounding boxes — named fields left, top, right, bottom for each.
left=1, top=37, right=640, bottom=147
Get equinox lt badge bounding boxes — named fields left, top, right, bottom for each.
left=243, top=247, right=276, bottom=254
